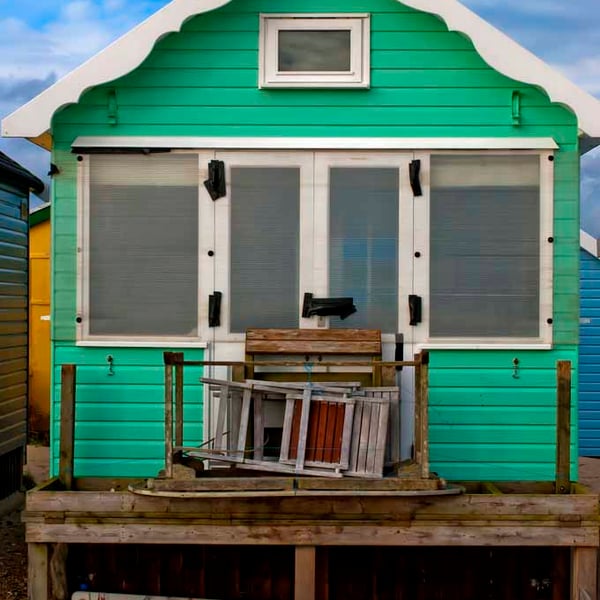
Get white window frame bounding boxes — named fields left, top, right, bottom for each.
left=76, top=151, right=211, bottom=347
left=313, top=152, right=413, bottom=344
left=211, top=151, right=315, bottom=343
left=76, top=143, right=555, bottom=349
left=413, top=150, right=555, bottom=349
left=259, top=14, right=370, bottom=89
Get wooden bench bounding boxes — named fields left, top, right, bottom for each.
left=241, top=328, right=396, bottom=387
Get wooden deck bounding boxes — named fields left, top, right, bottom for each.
left=24, top=477, right=600, bottom=599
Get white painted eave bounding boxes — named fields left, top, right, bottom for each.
left=1, top=0, right=231, bottom=139
left=581, top=230, right=600, bottom=258
left=3, top=0, right=600, bottom=144
left=71, top=135, right=559, bottom=151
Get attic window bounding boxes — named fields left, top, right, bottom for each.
left=259, top=14, right=370, bottom=88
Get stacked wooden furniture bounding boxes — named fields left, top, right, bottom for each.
left=192, top=378, right=398, bottom=478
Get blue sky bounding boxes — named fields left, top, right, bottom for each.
left=0, top=0, right=599, bottom=234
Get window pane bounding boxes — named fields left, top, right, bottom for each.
left=230, top=167, right=300, bottom=333
left=278, top=30, right=351, bottom=72
left=89, top=154, right=198, bottom=337
left=329, top=168, right=399, bottom=332
left=430, top=155, right=540, bottom=338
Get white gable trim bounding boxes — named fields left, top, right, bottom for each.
left=581, top=230, right=600, bottom=258
left=3, top=0, right=600, bottom=142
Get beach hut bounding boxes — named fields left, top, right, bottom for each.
left=580, top=230, right=600, bottom=456
left=4, top=1, right=600, bottom=598
left=0, top=152, right=43, bottom=502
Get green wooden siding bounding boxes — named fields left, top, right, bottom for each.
left=51, top=346, right=204, bottom=477
left=50, top=0, right=580, bottom=480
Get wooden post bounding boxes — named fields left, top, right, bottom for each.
left=232, top=364, right=245, bottom=383
left=164, top=353, right=174, bottom=478
left=59, top=365, right=76, bottom=490
left=420, top=351, right=430, bottom=479
left=28, top=543, right=48, bottom=600
left=413, top=354, right=422, bottom=468
left=49, top=543, right=68, bottom=600
left=174, top=352, right=185, bottom=448
left=571, top=547, right=597, bottom=600
left=556, top=360, right=571, bottom=494
left=295, top=546, right=316, bottom=600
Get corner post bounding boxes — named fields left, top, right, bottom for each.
left=164, top=352, right=175, bottom=478
left=419, top=351, right=430, bottom=479
left=59, top=365, right=76, bottom=490
left=556, top=360, right=571, bottom=494
left=174, top=352, right=185, bottom=448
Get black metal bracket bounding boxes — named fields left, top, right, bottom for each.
left=209, top=291, right=222, bottom=327
left=409, top=159, right=423, bottom=197
left=409, top=295, right=422, bottom=326
left=204, top=160, right=226, bottom=201
left=302, top=293, right=357, bottom=320
left=395, top=333, right=404, bottom=372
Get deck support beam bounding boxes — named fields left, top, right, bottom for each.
left=295, top=546, right=316, bottom=600
left=571, top=547, right=597, bottom=600
left=28, top=543, right=48, bottom=600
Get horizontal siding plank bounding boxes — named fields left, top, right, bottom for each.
left=82, top=87, right=552, bottom=108
left=0, top=380, right=26, bottom=401
left=431, top=348, right=576, bottom=369
left=429, top=388, right=559, bottom=407
left=430, top=425, right=554, bottom=445
left=430, top=369, right=566, bottom=389
left=50, top=458, right=163, bottom=478
left=430, top=444, right=556, bottom=463
left=428, top=463, right=555, bottom=481
left=0, top=358, right=27, bottom=375
left=51, top=402, right=202, bottom=423
left=0, top=335, right=27, bottom=349
left=51, top=384, right=200, bottom=405
left=51, top=422, right=201, bottom=442
left=59, top=105, right=575, bottom=127
left=53, top=365, right=204, bottom=385
left=0, top=408, right=27, bottom=430
left=55, top=346, right=205, bottom=365
left=0, top=397, right=26, bottom=419
left=429, top=406, right=556, bottom=426
left=0, top=241, right=27, bottom=260
left=54, top=440, right=184, bottom=460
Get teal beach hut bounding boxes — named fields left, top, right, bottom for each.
left=3, top=0, right=600, bottom=483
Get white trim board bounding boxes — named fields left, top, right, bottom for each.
left=3, top=0, right=600, bottom=143
left=581, top=229, right=600, bottom=258
left=71, top=136, right=559, bottom=151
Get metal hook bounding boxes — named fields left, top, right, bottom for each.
left=512, top=358, right=520, bottom=379
left=106, top=355, right=115, bottom=376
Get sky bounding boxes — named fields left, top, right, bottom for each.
left=0, top=0, right=599, bottom=234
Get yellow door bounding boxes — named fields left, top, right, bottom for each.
left=29, top=218, right=51, bottom=440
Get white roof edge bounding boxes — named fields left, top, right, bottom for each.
left=402, top=0, right=600, bottom=140
left=3, top=0, right=600, bottom=141
left=1, top=0, right=231, bottom=139
left=70, top=135, right=559, bottom=150
left=581, top=230, right=600, bottom=258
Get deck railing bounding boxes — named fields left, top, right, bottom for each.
left=162, top=352, right=430, bottom=481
